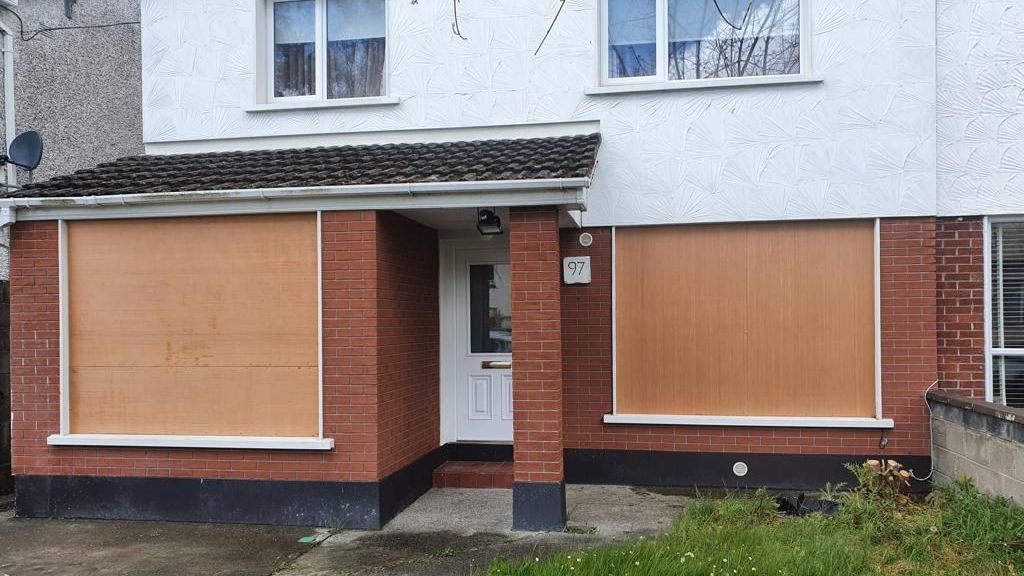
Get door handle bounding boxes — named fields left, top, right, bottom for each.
left=481, top=361, right=512, bottom=369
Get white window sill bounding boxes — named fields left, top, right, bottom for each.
left=585, top=74, right=824, bottom=96
left=603, top=414, right=895, bottom=429
left=47, top=434, right=335, bottom=450
left=245, top=96, right=400, bottom=113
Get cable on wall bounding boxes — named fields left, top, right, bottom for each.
left=911, top=379, right=940, bottom=482
left=0, top=5, right=139, bottom=42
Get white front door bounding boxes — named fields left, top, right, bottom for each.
left=450, top=247, right=513, bottom=442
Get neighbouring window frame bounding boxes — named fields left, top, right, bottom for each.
left=48, top=213, right=331, bottom=451
left=984, top=215, right=1024, bottom=408
left=597, top=0, right=814, bottom=91
left=263, top=0, right=389, bottom=105
left=605, top=219, right=892, bottom=429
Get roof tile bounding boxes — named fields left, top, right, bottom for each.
left=3, top=134, right=601, bottom=198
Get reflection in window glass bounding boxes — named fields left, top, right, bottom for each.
left=667, top=0, right=800, bottom=80
left=469, top=265, right=512, bottom=354
left=327, top=0, right=386, bottom=99
left=274, top=0, right=316, bottom=97
left=608, top=0, right=657, bottom=79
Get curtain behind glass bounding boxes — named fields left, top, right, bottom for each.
left=327, top=0, right=386, bottom=98
left=274, top=0, right=316, bottom=97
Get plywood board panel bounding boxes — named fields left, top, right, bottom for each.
left=615, top=220, right=875, bottom=418
left=67, top=214, right=320, bottom=436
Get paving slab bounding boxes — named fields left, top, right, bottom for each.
left=278, top=485, right=690, bottom=576
left=0, top=509, right=315, bottom=576
left=0, top=485, right=689, bottom=576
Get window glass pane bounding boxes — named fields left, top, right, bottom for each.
left=667, top=0, right=800, bottom=80
left=992, top=356, right=1024, bottom=408
left=273, top=0, right=316, bottom=97
left=327, top=0, right=386, bottom=99
left=469, top=265, right=512, bottom=354
left=608, top=0, right=657, bottom=78
left=992, top=223, right=1024, bottom=349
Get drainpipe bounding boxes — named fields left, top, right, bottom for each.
left=0, top=19, right=14, bottom=188
left=0, top=19, right=14, bottom=229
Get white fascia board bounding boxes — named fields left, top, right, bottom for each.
left=603, top=414, right=896, bottom=429
left=3, top=178, right=590, bottom=221
left=48, top=434, right=335, bottom=450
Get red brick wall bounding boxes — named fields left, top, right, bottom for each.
left=376, top=211, right=440, bottom=477
left=510, top=207, right=564, bottom=483
left=562, top=218, right=937, bottom=457
left=321, top=211, right=383, bottom=481
left=9, top=221, right=60, bottom=478
left=936, top=217, right=986, bottom=397
left=10, top=211, right=440, bottom=483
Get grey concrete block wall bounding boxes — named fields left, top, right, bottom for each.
left=928, top=390, right=1024, bottom=505
left=0, top=0, right=143, bottom=279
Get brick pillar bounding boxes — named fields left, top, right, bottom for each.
left=509, top=207, right=565, bottom=531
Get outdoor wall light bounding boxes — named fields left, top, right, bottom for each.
left=476, top=208, right=503, bottom=236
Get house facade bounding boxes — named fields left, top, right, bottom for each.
left=0, top=0, right=1019, bottom=530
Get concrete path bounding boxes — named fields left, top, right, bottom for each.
left=0, top=486, right=690, bottom=576
left=0, top=495, right=315, bottom=576
left=278, top=486, right=690, bottom=576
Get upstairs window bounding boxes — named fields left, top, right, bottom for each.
left=269, top=0, right=386, bottom=101
left=604, top=0, right=803, bottom=85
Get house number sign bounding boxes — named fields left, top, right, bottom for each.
left=563, top=256, right=591, bottom=285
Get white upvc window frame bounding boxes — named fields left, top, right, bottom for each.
left=605, top=218, right=893, bottom=429
left=984, top=215, right=1024, bottom=407
left=264, top=0, right=389, bottom=105
left=597, top=0, right=816, bottom=92
left=47, top=213, right=332, bottom=451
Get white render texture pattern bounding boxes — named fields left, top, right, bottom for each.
left=141, top=0, right=937, bottom=226
left=937, top=0, right=1024, bottom=216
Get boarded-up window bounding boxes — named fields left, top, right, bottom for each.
left=66, top=214, right=320, bottom=437
left=614, top=220, right=875, bottom=418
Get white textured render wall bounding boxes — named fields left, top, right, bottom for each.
left=142, top=0, right=936, bottom=227
left=937, top=0, right=1024, bottom=216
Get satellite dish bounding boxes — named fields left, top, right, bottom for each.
left=5, top=131, right=43, bottom=171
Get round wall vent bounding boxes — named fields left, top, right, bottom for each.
left=579, top=232, right=594, bottom=247
left=732, top=461, right=749, bottom=477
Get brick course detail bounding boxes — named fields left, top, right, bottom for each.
left=510, top=207, right=564, bottom=484
left=936, top=217, right=986, bottom=397
left=10, top=212, right=438, bottom=483
left=561, top=219, right=937, bottom=457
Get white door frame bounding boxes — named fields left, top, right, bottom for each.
left=439, top=237, right=511, bottom=444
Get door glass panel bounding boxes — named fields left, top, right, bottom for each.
left=469, top=264, right=511, bottom=353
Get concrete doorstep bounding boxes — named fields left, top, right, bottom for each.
left=0, top=485, right=690, bottom=576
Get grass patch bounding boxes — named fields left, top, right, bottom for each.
left=487, top=480, right=1024, bottom=576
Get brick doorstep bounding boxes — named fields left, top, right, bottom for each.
left=433, top=461, right=514, bottom=489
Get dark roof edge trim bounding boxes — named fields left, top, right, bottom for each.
left=0, top=177, right=591, bottom=224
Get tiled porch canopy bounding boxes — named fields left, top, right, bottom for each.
left=2, top=134, right=602, bottom=199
